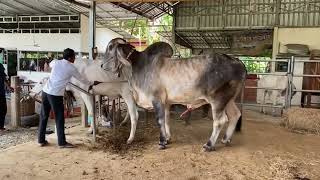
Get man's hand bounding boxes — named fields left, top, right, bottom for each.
left=88, top=81, right=102, bottom=92
left=88, top=85, right=93, bottom=91
left=7, top=87, right=14, bottom=93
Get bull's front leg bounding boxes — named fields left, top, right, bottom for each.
left=164, top=105, right=171, bottom=144
left=152, top=100, right=167, bottom=150
left=203, top=103, right=228, bottom=152
left=122, top=94, right=138, bottom=144
left=221, top=100, right=241, bottom=145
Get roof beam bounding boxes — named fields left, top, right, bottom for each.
left=175, top=32, right=192, bottom=49
left=200, top=32, right=211, bottom=48
left=111, top=2, right=153, bottom=20
left=0, top=7, right=20, bottom=15
left=0, top=1, right=28, bottom=14
left=96, top=0, right=186, bottom=2
left=96, top=4, right=119, bottom=20
left=12, top=0, right=48, bottom=14
left=37, top=1, right=73, bottom=15
left=63, top=0, right=90, bottom=9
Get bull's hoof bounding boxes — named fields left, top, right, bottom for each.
left=221, top=138, right=231, bottom=144
left=159, top=140, right=167, bottom=150
left=159, top=144, right=166, bottom=150
left=202, top=144, right=215, bottom=152
left=221, top=139, right=232, bottom=147
left=165, top=139, right=171, bottom=145
left=127, top=139, right=133, bottom=145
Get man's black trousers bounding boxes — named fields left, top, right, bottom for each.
left=38, top=92, right=66, bottom=146
left=0, top=95, right=7, bottom=129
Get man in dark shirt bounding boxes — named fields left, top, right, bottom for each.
left=0, top=63, right=14, bottom=131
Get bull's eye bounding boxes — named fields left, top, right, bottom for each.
left=108, top=45, right=113, bottom=51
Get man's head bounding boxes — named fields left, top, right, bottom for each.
left=93, top=47, right=98, bottom=60
left=63, top=48, right=76, bottom=63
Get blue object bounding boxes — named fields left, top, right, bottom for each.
left=88, top=115, right=93, bottom=124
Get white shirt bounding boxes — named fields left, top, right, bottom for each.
left=43, top=59, right=92, bottom=96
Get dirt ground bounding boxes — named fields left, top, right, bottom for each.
left=0, top=110, right=319, bottom=180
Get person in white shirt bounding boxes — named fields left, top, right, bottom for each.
left=38, top=48, right=98, bottom=148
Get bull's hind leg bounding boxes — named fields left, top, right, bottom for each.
left=222, top=100, right=241, bottom=145
left=164, top=105, right=171, bottom=144
left=152, top=100, right=167, bottom=149
left=203, top=103, right=228, bottom=152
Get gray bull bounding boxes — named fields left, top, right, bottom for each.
left=102, top=39, right=246, bottom=151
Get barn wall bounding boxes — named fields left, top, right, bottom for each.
left=80, top=15, right=123, bottom=53
left=0, top=15, right=122, bottom=53
left=175, top=0, right=320, bottom=31
left=273, top=27, right=320, bottom=57
left=0, top=33, right=82, bottom=52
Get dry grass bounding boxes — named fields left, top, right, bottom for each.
left=89, top=118, right=158, bottom=155
left=283, top=107, right=320, bottom=135
left=269, top=157, right=307, bottom=180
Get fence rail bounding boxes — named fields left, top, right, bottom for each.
left=239, top=56, right=320, bottom=114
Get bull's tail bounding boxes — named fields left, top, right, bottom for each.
left=235, top=79, right=246, bottom=132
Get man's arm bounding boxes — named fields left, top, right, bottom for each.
left=72, top=67, right=93, bottom=87
left=4, top=80, right=14, bottom=93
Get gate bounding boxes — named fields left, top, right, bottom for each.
left=240, top=56, right=320, bottom=116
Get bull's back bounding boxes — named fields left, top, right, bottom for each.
left=158, top=54, right=245, bottom=102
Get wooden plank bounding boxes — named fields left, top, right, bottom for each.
left=10, top=76, right=21, bottom=128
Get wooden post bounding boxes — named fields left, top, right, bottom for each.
left=112, top=99, right=116, bottom=133
left=98, top=95, right=102, bottom=117
left=81, top=100, right=88, bottom=127
left=117, top=97, right=121, bottom=123
left=92, top=95, right=97, bottom=142
left=10, top=76, right=20, bottom=128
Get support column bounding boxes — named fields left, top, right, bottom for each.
left=272, top=27, right=279, bottom=72
left=10, top=76, right=20, bottom=128
left=171, top=5, right=176, bottom=55
left=88, top=1, right=96, bottom=60
left=17, top=50, right=20, bottom=71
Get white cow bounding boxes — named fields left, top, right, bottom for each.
left=30, top=58, right=139, bottom=144
left=69, top=58, right=139, bottom=144
left=257, top=74, right=296, bottom=114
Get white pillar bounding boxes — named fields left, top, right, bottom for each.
left=272, top=27, right=279, bottom=72
left=88, top=1, right=96, bottom=60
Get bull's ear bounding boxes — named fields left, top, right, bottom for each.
left=116, top=46, right=132, bottom=66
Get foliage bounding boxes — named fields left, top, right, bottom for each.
left=121, top=15, right=193, bottom=57
left=121, top=15, right=173, bottom=45
left=239, top=56, right=270, bottom=73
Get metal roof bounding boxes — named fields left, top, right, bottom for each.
left=0, top=1, right=177, bottom=20
left=0, top=0, right=177, bottom=39
left=157, top=29, right=274, bottom=51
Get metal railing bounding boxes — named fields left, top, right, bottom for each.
left=239, top=57, right=291, bottom=114
left=291, top=58, right=320, bottom=107
left=239, top=56, right=320, bottom=114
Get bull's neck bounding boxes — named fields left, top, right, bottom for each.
left=130, top=51, right=150, bottom=73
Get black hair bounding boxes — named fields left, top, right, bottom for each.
left=63, top=48, right=75, bottom=60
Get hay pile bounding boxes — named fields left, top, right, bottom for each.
left=90, top=116, right=158, bottom=155
left=283, top=107, right=320, bottom=135
left=268, top=156, right=311, bottom=180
